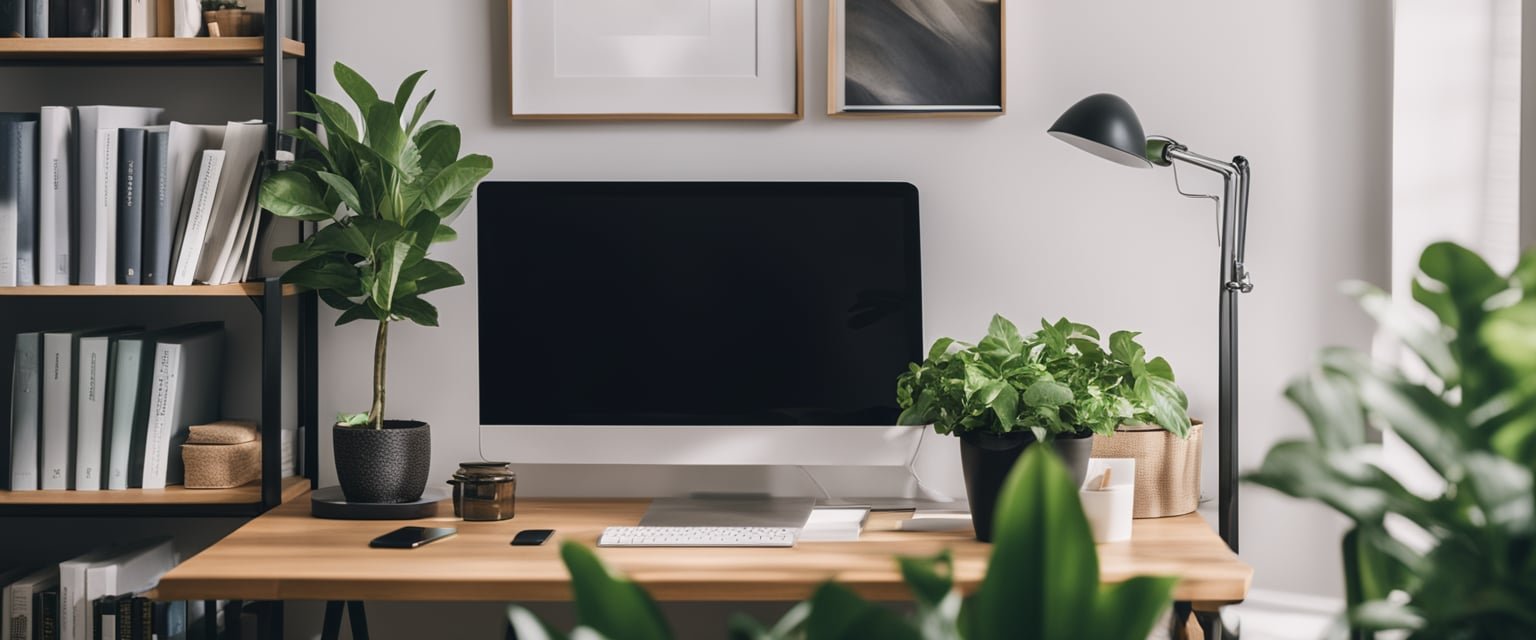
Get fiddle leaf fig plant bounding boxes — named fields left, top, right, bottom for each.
left=896, top=314, right=1191, bottom=441
left=507, top=447, right=1175, bottom=640
left=260, top=62, right=492, bottom=429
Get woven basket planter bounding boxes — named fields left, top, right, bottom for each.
left=1090, top=420, right=1202, bottom=518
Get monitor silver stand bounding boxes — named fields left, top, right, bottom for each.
left=639, top=493, right=818, bottom=528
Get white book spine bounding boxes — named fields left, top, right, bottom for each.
left=106, top=339, right=142, bottom=490
left=9, top=581, right=31, bottom=640
left=72, top=337, right=111, bottom=491
left=83, top=129, right=119, bottom=285
left=59, top=562, right=84, bottom=640
left=142, top=342, right=180, bottom=489
left=38, top=107, right=71, bottom=286
left=81, top=565, right=116, bottom=640
left=0, top=124, right=15, bottom=288
left=171, top=151, right=224, bottom=286
left=106, top=0, right=123, bottom=37
left=129, top=0, right=147, bottom=37
left=9, top=333, right=40, bottom=491
left=2, top=581, right=12, bottom=640
left=40, top=333, right=74, bottom=490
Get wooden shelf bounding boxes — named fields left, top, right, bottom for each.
left=0, top=37, right=305, bottom=63
left=0, top=477, right=308, bottom=517
left=0, top=282, right=298, bottom=297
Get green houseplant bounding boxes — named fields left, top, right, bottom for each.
left=896, top=314, right=1190, bottom=540
left=507, top=447, right=1176, bottom=640
left=260, top=62, right=492, bottom=503
left=1247, top=242, right=1536, bottom=638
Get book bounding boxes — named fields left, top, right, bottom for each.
left=83, top=540, right=177, bottom=640
left=8, top=333, right=40, bottom=491
left=37, top=107, right=72, bottom=286
left=46, top=0, right=62, bottom=35
left=73, top=330, right=136, bottom=491
left=103, top=0, right=118, bottom=36
left=1, top=0, right=22, bottom=37
left=0, top=567, right=32, bottom=640
left=74, top=106, right=165, bottom=285
left=64, top=0, right=96, bottom=37
left=23, top=0, right=42, bottom=36
left=104, top=333, right=149, bottom=490
left=133, top=597, right=149, bottom=640
left=152, top=0, right=166, bottom=37
left=92, top=596, right=115, bottom=640
left=168, top=150, right=224, bottom=286
left=126, top=0, right=142, bottom=36
left=6, top=566, right=58, bottom=640
left=149, top=123, right=221, bottom=285
left=58, top=548, right=116, bottom=640
left=217, top=161, right=266, bottom=285
left=194, top=121, right=265, bottom=284
left=141, top=324, right=223, bottom=488
left=151, top=600, right=184, bottom=640
left=39, top=331, right=77, bottom=490
left=797, top=506, right=871, bottom=541
left=114, top=128, right=145, bottom=285
left=113, top=597, right=130, bottom=640
left=38, top=589, right=57, bottom=640
left=0, top=113, right=39, bottom=287
left=170, top=0, right=193, bottom=36
left=139, top=129, right=169, bottom=285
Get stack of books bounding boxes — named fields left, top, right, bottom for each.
left=0, top=108, right=280, bottom=287
left=5, top=322, right=226, bottom=491
left=1, top=0, right=208, bottom=39
left=1, top=538, right=226, bottom=640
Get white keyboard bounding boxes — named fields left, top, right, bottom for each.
left=598, top=526, right=798, bottom=547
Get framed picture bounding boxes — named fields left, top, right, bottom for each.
left=828, top=0, right=1006, bottom=117
left=508, top=0, right=804, bottom=120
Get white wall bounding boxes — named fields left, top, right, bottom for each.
left=2, top=0, right=1393, bottom=636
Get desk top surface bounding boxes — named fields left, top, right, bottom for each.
left=155, top=495, right=1252, bottom=604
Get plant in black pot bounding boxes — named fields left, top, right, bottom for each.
left=259, top=63, right=492, bottom=503
left=897, top=315, right=1191, bottom=541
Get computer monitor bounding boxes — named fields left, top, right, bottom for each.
left=476, top=182, right=924, bottom=468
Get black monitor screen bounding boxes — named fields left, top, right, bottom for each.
left=476, top=182, right=923, bottom=426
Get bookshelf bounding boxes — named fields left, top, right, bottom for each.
left=0, top=2, right=319, bottom=520
left=0, top=36, right=307, bottom=63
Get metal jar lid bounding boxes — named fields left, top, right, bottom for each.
left=453, top=461, right=515, bottom=482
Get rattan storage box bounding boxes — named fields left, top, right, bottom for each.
left=1090, top=420, right=1204, bottom=518
left=182, top=421, right=261, bottom=489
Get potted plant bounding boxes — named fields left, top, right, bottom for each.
left=200, top=0, right=248, bottom=37
left=259, top=62, right=493, bottom=503
left=507, top=447, right=1176, bottom=640
left=896, top=315, right=1190, bottom=541
left=1248, top=242, right=1536, bottom=637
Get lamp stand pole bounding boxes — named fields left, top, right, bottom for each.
left=1161, top=146, right=1252, bottom=553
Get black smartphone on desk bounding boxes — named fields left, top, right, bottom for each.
left=370, top=526, right=457, bottom=549
left=512, top=529, right=554, bottom=546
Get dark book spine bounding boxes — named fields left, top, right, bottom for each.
left=0, top=0, right=23, bottom=37
left=46, top=0, right=62, bottom=34
left=24, top=0, right=43, bottom=36
left=117, top=596, right=133, bottom=640
left=116, top=128, right=144, bottom=285
left=134, top=597, right=150, bottom=640
left=16, top=120, right=37, bottom=285
left=141, top=130, right=170, bottom=285
left=39, top=590, right=58, bottom=640
left=65, top=0, right=97, bottom=36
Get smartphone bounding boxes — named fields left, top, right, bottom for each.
left=370, top=526, right=457, bottom=549
left=511, top=529, right=555, bottom=546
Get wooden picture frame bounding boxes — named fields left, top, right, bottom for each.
left=507, top=0, right=804, bottom=121
left=828, top=0, right=1007, bottom=118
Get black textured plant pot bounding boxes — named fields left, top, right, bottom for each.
left=960, top=430, right=1093, bottom=542
left=333, top=420, right=431, bottom=504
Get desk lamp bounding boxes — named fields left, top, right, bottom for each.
left=1048, top=93, right=1253, bottom=552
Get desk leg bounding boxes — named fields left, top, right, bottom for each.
left=257, top=601, right=284, bottom=640
left=1195, top=610, right=1227, bottom=640
left=228, top=600, right=243, bottom=640
left=347, top=601, right=371, bottom=640
left=322, top=601, right=344, bottom=640
left=1172, top=602, right=1194, bottom=640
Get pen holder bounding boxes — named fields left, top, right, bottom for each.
left=1080, top=484, right=1134, bottom=543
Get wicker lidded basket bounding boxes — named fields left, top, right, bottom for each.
left=1090, top=420, right=1202, bottom=518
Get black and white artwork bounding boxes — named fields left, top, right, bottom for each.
left=834, top=0, right=1003, bottom=113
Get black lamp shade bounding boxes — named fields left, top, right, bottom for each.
left=1047, top=93, right=1151, bottom=168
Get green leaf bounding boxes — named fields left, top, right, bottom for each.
left=1416, top=241, right=1506, bottom=328
left=987, top=315, right=1023, bottom=350
left=336, top=302, right=379, bottom=325
left=433, top=224, right=458, bottom=243
left=272, top=242, right=312, bottom=263
left=400, top=259, right=464, bottom=297
left=421, top=154, right=493, bottom=215
left=1023, top=380, right=1072, bottom=407
left=334, top=61, right=381, bottom=112
left=1087, top=576, right=1178, bottom=640
left=370, top=240, right=412, bottom=313
left=1145, top=356, right=1175, bottom=381
left=281, top=255, right=361, bottom=295
left=310, top=93, right=359, bottom=141
left=314, top=171, right=363, bottom=215
left=1481, top=298, right=1536, bottom=374
left=1343, top=280, right=1459, bottom=388
left=1285, top=366, right=1366, bottom=450
left=392, top=296, right=440, bottom=327
left=1109, top=330, right=1145, bottom=367
left=802, top=583, right=920, bottom=640
left=975, top=447, right=1103, bottom=640
left=896, top=551, right=953, bottom=608
left=409, top=89, right=435, bottom=134
left=559, top=542, right=672, bottom=640
left=414, top=121, right=461, bottom=176
left=364, top=101, right=417, bottom=180
left=259, top=171, right=333, bottom=221
left=392, top=70, right=427, bottom=118
left=1138, top=376, right=1190, bottom=438
left=337, top=412, right=369, bottom=426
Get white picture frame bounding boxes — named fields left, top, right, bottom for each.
left=508, top=0, right=804, bottom=121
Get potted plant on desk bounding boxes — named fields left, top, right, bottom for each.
left=897, top=315, right=1191, bottom=541
left=259, top=62, right=493, bottom=503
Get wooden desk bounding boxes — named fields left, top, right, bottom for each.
left=157, top=494, right=1251, bottom=606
